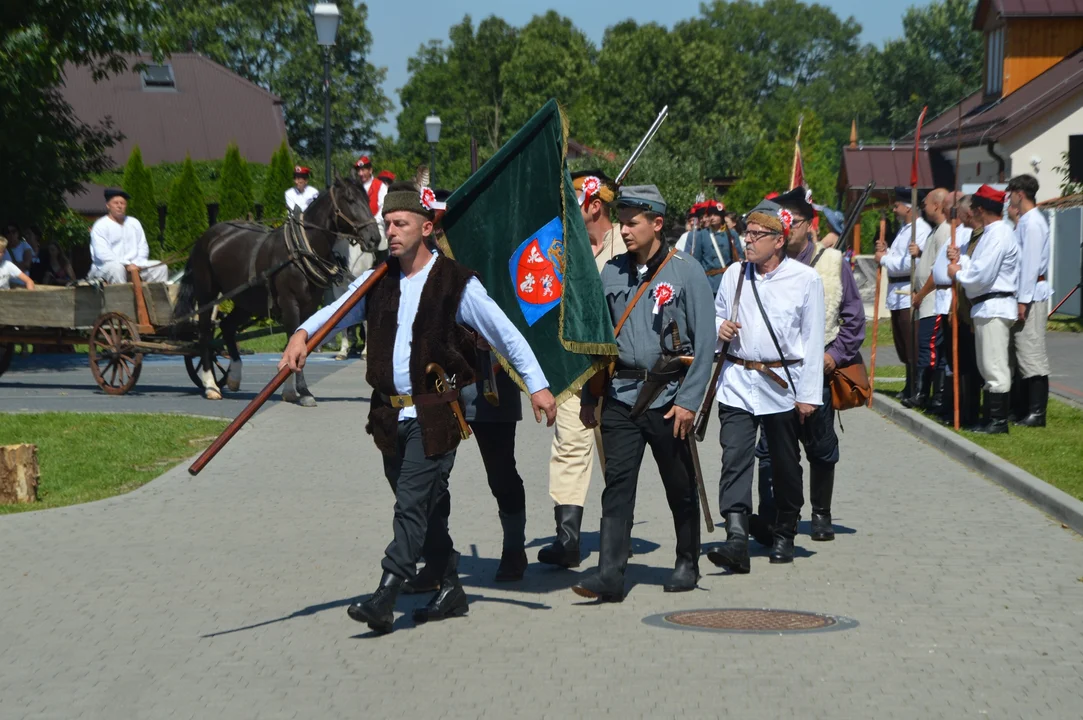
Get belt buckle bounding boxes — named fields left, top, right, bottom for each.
left=391, top=395, right=408, bottom=409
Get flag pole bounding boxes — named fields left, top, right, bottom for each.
left=950, top=103, right=963, bottom=429
left=790, top=114, right=804, bottom=190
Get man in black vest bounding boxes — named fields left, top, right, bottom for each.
left=280, top=182, right=556, bottom=634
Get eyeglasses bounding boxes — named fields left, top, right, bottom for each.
left=745, top=230, right=781, bottom=243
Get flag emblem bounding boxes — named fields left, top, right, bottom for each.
left=510, top=216, right=565, bottom=326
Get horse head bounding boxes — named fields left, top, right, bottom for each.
left=329, top=174, right=382, bottom=253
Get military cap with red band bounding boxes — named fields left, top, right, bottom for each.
left=293, top=165, right=311, bottom=178
left=972, top=184, right=1007, bottom=214
left=354, top=155, right=373, bottom=169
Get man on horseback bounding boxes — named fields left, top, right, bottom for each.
left=284, top=167, right=319, bottom=213
left=279, top=181, right=557, bottom=634
left=89, top=188, right=168, bottom=284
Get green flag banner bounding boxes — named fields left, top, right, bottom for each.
left=439, top=99, right=617, bottom=404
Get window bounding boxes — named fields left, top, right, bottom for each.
left=986, top=27, right=1004, bottom=97
left=141, top=64, right=176, bottom=90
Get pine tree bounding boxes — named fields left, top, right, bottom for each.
left=164, top=155, right=208, bottom=255
left=260, top=140, right=293, bottom=220
left=217, top=142, right=252, bottom=221
left=122, top=146, right=158, bottom=250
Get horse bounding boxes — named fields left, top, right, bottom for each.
left=176, top=175, right=381, bottom=406
left=328, top=233, right=377, bottom=360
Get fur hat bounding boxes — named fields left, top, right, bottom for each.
left=745, top=200, right=791, bottom=237
left=382, top=181, right=441, bottom=220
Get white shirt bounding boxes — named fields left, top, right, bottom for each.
left=956, top=219, right=1019, bottom=321
left=89, top=215, right=153, bottom=268
left=713, top=258, right=826, bottom=415
left=931, top=225, right=972, bottom=316
left=299, top=253, right=549, bottom=420
left=880, top=217, right=931, bottom=311
left=0, top=259, right=23, bottom=289
left=1014, top=207, right=1051, bottom=304
left=285, top=185, right=320, bottom=212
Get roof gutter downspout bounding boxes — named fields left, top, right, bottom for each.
left=987, top=141, right=1006, bottom=183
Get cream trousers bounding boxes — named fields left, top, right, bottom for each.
left=974, top=316, right=1013, bottom=393
left=1011, top=300, right=1050, bottom=378
left=548, top=392, right=603, bottom=506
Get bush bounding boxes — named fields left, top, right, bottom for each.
left=42, top=208, right=92, bottom=252
left=217, top=142, right=253, bottom=221
left=122, top=146, right=158, bottom=247
left=163, top=156, right=208, bottom=256
left=261, top=140, right=293, bottom=220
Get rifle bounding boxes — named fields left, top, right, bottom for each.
left=693, top=262, right=747, bottom=442
left=615, top=106, right=669, bottom=187
left=838, top=180, right=875, bottom=252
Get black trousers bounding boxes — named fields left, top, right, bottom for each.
left=916, top=314, right=946, bottom=369
left=469, top=421, right=526, bottom=515
left=754, top=383, right=836, bottom=517
left=599, top=400, right=698, bottom=526
left=719, top=404, right=803, bottom=517
left=890, top=308, right=914, bottom=366
left=381, top=420, right=456, bottom=581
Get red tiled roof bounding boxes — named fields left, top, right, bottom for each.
left=61, top=53, right=288, bottom=167
left=838, top=146, right=937, bottom=191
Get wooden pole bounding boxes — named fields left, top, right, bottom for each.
left=951, top=103, right=963, bottom=430
left=188, top=262, right=390, bottom=476
left=868, top=213, right=886, bottom=407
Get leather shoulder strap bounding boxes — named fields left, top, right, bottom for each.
left=613, top=248, right=678, bottom=337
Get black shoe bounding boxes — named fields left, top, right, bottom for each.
left=1016, top=376, right=1047, bottom=427
left=707, top=512, right=750, bottom=574
left=664, top=557, right=700, bottom=593
left=899, top=365, right=913, bottom=402
left=413, top=551, right=469, bottom=623
left=665, top=507, right=700, bottom=592
left=927, top=367, right=948, bottom=416
left=401, top=561, right=442, bottom=595
left=809, top=464, right=835, bottom=542
left=347, top=571, right=403, bottom=634
left=537, top=505, right=583, bottom=568
left=901, top=368, right=929, bottom=409
left=972, top=392, right=1009, bottom=434
left=749, top=512, right=775, bottom=547
left=769, top=512, right=799, bottom=564
left=572, top=517, right=630, bottom=602
left=495, top=509, right=527, bottom=581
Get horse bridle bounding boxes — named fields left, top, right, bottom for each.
left=326, top=182, right=379, bottom=247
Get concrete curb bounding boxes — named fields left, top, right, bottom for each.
left=870, top=394, right=1083, bottom=537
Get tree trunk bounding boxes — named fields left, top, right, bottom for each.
left=0, top=444, right=39, bottom=504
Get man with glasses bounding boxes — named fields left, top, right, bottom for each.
left=707, top=200, right=825, bottom=571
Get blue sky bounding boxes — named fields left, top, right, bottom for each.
left=366, top=0, right=937, bottom=136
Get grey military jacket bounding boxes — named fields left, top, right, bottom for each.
left=583, top=249, right=716, bottom=412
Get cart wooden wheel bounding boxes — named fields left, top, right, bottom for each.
left=89, top=312, right=143, bottom=395
left=184, top=352, right=229, bottom=391
left=0, top=343, right=13, bottom=378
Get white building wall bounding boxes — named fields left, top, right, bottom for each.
left=1002, top=87, right=1083, bottom=203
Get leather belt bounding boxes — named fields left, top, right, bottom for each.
left=724, top=354, right=798, bottom=390
left=970, top=290, right=1015, bottom=305
left=888, top=275, right=910, bottom=282
left=380, top=389, right=459, bottom=409
left=706, top=267, right=727, bottom=276
left=613, top=367, right=685, bottom=382
left=935, top=284, right=953, bottom=289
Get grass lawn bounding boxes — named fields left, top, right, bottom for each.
left=0, top=413, right=227, bottom=514
left=1048, top=313, right=1082, bottom=333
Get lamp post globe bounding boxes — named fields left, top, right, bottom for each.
left=425, top=111, right=441, bottom=187
left=313, top=3, right=341, bottom=188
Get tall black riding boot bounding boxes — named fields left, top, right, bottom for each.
left=571, top=517, right=630, bottom=602
left=901, top=368, right=929, bottom=409
left=769, top=511, right=800, bottom=564
left=927, top=367, right=948, bottom=417
left=809, top=464, right=835, bottom=542
left=973, top=392, right=1009, bottom=435
left=960, top=375, right=983, bottom=430
left=347, top=571, right=403, bottom=634
left=413, top=550, right=469, bottom=623
left=664, top=509, right=700, bottom=593
left=1008, top=376, right=1028, bottom=423
left=707, top=512, right=750, bottom=574
left=1017, top=376, right=1048, bottom=428
left=900, top=364, right=913, bottom=401
left=537, top=505, right=583, bottom=568
left=495, top=510, right=528, bottom=582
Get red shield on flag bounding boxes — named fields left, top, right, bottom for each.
left=515, top=238, right=563, bottom=307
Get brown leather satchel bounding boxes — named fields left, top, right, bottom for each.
left=830, top=355, right=872, bottom=411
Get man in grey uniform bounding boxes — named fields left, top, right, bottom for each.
left=573, top=185, right=716, bottom=602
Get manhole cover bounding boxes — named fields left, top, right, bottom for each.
left=643, top=608, right=858, bottom=634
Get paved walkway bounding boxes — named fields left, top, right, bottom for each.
left=2, top=363, right=1081, bottom=719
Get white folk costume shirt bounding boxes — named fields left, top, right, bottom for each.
left=284, top=185, right=319, bottom=213
left=880, top=217, right=931, bottom=311
left=1014, top=207, right=1051, bottom=304
left=955, top=219, right=1019, bottom=321
left=89, top=215, right=154, bottom=269
left=931, top=225, right=972, bottom=316
left=713, top=258, right=825, bottom=415
left=0, top=259, right=23, bottom=289
left=300, top=252, right=548, bottom=420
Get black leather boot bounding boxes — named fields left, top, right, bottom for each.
left=401, top=560, right=442, bottom=594
left=413, top=550, right=469, bottom=623
left=347, top=571, right=403, bottom=633
left=901, top=368, right=929, bottom=409
left=769, top=511, right=800, bottom=564
left=571, top=517, right=630, bottom=602
left=1017, top=376, right=1048, bottom=427
left=960, top=375, right=984, bottom=430
left=707, top=512, right=750, bottom=574
left=809, top=464, right=835, bottom=542
left=664, top=509, right=700, bottom=593
left=495, top=510, right=528, bottom=582
left=973, top=392, right=1009, bottom=434
left=537, top=505, right=583, bottom=568
left=1008, top=376, right=1028, bottom=423
left=927, top=367, right=948, bottom=416
left=748, top=513, right=774, bottom=547
left=900, top=364, right=913, bottom=401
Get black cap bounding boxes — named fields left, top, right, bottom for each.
left=104, top=188, right=131, bottom=201
left=570, top=168, right=615, bottom=185
left=774, top=187, right=815, bottom=220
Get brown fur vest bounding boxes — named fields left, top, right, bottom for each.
left=365, top=255, right=477, bottom=457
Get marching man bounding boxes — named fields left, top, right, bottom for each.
left=284, top=167, right=319, bottom=213
left=88, top=188, right=168, bottom=284
left=279, top=181, right=556, bottom=634
left=573, top=185, right=716, bottom=602
left=708, top=200, right=825, bottom=571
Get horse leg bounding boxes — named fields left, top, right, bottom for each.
left=278, top=292, right=317, bottom=407
left=222, top=311, right=249, bottom=392
left=335, top=329, right=349, bottom=361
left=198, top=307, right=222, bottom=400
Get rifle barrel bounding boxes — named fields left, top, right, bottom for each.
left=615, top=106, right=669, bottom=187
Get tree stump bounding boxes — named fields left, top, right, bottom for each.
left=0, top=444, right=39, bottom=504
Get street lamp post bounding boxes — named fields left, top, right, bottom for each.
left=313, top=3, right=341, bottom=189
left=425, top=111, right=442, bottom=187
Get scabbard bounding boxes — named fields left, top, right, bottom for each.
left=426, top=362, right=471, bottom=440
left=478, top=348, right=500, bottom=406
left=687, top=436, right=714, bottom=532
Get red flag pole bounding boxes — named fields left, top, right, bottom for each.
left=790, top=115, right=804, bottom=190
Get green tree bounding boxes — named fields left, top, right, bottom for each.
left=217, top=142, right=253, bottom=221
left=152, top=0, right=390, bottom=155
left=164, top=156, right=208, bottom=255
left=0, top=0, right=161, bottom=226
left=261, top=142, right=292, bottom=220
left=122, top=146, right=158, bottom=243
left=870, top=0, right=982, bottom=139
